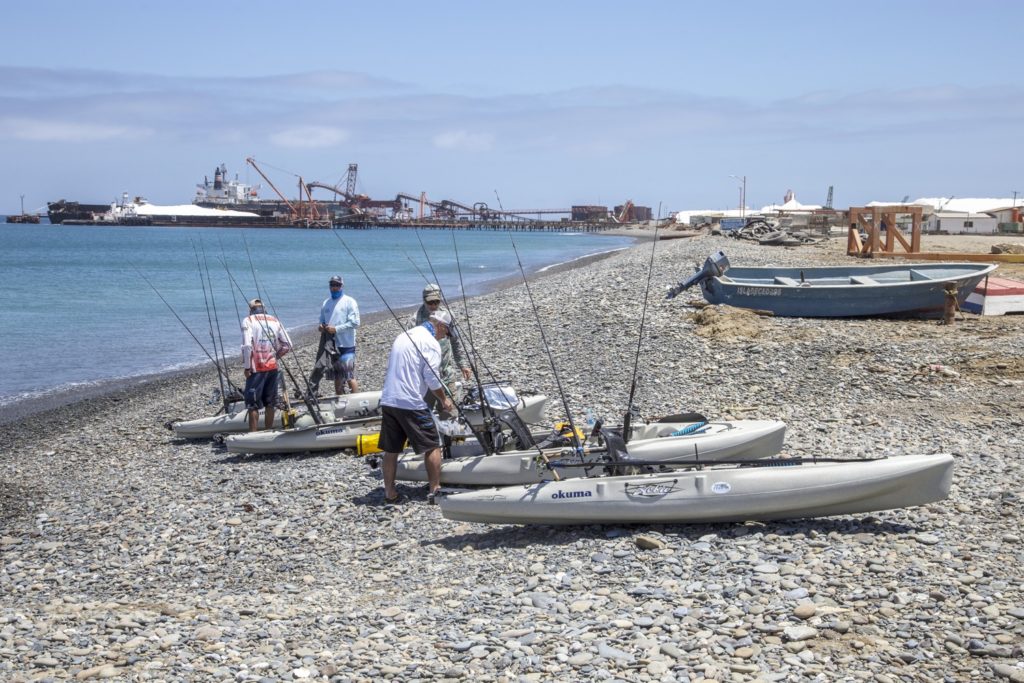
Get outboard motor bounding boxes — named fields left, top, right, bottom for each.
left=666, top=251, right=730, bottom=299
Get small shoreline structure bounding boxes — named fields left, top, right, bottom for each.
left=4, top=194, right=40, bottom=224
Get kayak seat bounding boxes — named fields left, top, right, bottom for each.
left=850, top=275, right=880, bottom=286
left=658, top=412, right=708, bottom=423
left=774, top=276, right=800, bottom=287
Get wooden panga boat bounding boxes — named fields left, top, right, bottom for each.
left=396, top=419, right=786, bottom=486
left=169, top=391, right=383, bottom=440
left=223, top=391, right=548, bottom=455
left=668, top=251, right=997, bottom=317
left=437, top=452, right=954, bottom=525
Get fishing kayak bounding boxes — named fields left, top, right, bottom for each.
left=223, top=391, right=549, bottom=455
left=169, top=391, right=383, bottom=439
left=396, top=419, right=786, bottom=486
left=438, top=453, right=954, bottom=525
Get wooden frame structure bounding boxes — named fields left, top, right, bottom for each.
left=847, top=205, right=922, bottom=257
left=847, top=204, right=1024, bottom=263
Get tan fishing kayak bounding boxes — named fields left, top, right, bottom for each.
left=396, top=419, right=786, bottom=486
left=438, top=453, right=954, bottom=525
left=223, top=392, right=548, bottom=455
left=169, top=391, right=383, bottom=439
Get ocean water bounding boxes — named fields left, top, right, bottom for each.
left=0, top=224, right=632, bottom=409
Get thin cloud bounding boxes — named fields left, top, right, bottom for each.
left=0, top=117, right=152, bottom=142
left=432, top=130, right=494, bottom=152
left=269, top=125, right=350, bottom=148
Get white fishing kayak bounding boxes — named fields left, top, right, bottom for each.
left=223, top=392, right=548, bottom=455
left=438, top=453, right=954, bottom=525
left=170, top=391, right=384, bottom=439
left=396, top=419, right=786, bottom=486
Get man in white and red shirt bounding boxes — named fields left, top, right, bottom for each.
left=241, top=298, right=293, bottom=432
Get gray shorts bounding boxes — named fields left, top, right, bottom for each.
left=332, top=347, right=356, bottom=380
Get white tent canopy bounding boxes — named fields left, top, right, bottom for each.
left=867, top=197, right=1017, bottom=214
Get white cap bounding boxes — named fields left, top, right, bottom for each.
left=429, top=309, right=453, bottom=327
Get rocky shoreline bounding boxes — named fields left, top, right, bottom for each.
left=2, top=234, right=1022, bottom=681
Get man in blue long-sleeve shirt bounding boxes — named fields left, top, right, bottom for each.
left=309, top=274, right=360, bottom=395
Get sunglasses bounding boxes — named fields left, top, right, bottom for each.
left=426, top=299, right=441, bottom=305
left=329, top=283, right=342, bottom=288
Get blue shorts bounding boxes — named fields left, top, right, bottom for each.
left=244, top=369, right=280, bottom=410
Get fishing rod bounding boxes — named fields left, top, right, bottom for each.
left=219, top=247, right=322, bottom=426
left=218, top=237, right=244, bottom=333
left=622, top=203, right=661, bottom=443
left=328, top=230, right=488, bottom=447
left=402, top=249, right=432, bottom=285
left=508, top=237, right=584, bottom=455
left=446, top=231, right=524, bottom=420
left=131, top=264, right=238, bottom=391
left=240, top=236, right=320, bottom=402
left=200, top=239, right=235, bottom=402
left=407, top=240, right=538, bottom=453
left=191, top=240, right=232, bottom=414
left=413, top=230, right=496, bottom=421
left=545, top=455, right=885, bottom=471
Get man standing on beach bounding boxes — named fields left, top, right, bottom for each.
left=241, top=298, right=293, bottom=432
left=309, top=274, right=360, bottom=396
left=380, top=309, right=455, bottom=505
left=405, top=283, right=471, bottom=411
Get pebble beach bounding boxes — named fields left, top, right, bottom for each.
left=1, top=232, right=1023, bottom=682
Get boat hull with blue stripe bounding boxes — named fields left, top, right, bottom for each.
left=669, top=251, right=997, bottom=318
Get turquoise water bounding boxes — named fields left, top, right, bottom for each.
left=0, top=224, right=631, bottom=407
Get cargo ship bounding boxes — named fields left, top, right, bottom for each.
left=47, top=165, right=344, bottom=228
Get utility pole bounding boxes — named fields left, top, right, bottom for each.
left=729, top=175, right=747, bottom=220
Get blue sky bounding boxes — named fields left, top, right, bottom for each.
left=3, top=1, right=1022, bottom=214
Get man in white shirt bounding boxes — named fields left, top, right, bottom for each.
left=379, top=309, right=455, bottom=505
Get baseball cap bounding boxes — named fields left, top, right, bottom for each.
left=248, top=298, right=263, bottom=309
left=422, top=283, right=442, bottom=302
left=329, top=275, right=344, bottom=286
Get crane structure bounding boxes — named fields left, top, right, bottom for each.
left=245, top=157, right=330, bottom=228
left=267, top=160, right=645, bottom=230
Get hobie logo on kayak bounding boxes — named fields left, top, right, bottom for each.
left=551, top=490, right=593, bottom=500
left=711, top=482, right=732, bottom=494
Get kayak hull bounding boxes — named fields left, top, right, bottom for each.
left=438, top=453, right=954, bottom=525
left=171, top=391, right=382, bottom=439
left=396, top=420, right=786, bottom=486
left=223, top=394, right=548, bottom=455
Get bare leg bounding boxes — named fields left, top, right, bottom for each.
left=334, top=377, right=345, bottom=395
left=424, top=446, right=442, bottom=494
left=264, top=406, right=275, bottom=431
left=247, top=409, right=259, bottom=432
left=382, top=452, right=399, bottom=499
left=348, top=378, right=360, bottom=393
